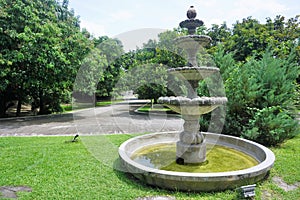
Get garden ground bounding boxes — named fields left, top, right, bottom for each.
left=0, top=134, right=299, bottom=199
left=0, top=101, right=299, bottom=199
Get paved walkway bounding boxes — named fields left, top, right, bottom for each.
left=0, top=101, right=183, bottom=137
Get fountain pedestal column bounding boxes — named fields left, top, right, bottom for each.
left=177, top=114, right=206, bottom=164
left=177, top=141, right=206, bottom=164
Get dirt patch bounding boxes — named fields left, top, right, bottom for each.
left=272, top=176, right=300, bottom=191
left=0, top=186, right=32, bottom=199
left=261, top=190, right=273, bottom=200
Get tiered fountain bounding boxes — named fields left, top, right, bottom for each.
left=119, top=6, right=275, bottom=192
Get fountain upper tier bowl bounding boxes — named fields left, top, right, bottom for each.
left=119, top=132, right=275, bottom=192
left=175, top=35, right=212, bottom=48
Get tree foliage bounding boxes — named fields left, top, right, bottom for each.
left=214, top=47, right=299, bottom=146
left=208, top=16, right=300, bottom=62
left=199, top=15, right=300, bottom=146
left=94, top=37, right=124, bottom=98
left=1, top=2, right=299, bottom=147
left=0, top=0, right=91, bottom=116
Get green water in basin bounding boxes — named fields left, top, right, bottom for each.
left=131, top=143, right=259, bottom=173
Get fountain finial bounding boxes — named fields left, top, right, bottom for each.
left=187, top=6, right=196, bottom=19
left=179, top=6, right=203, bottom=34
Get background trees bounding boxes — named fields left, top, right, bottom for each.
left=208, top=15, right=300, bottom=62
left=0, top=0, right=91, bottom=116
left=95, top=36, right=124, bottom=99
left=0, top=1, right=299, bottom=146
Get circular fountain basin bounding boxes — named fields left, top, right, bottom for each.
left=119, top=132, right=275, bottom=192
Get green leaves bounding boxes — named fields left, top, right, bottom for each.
left=0, top=0, right=92, bottom=116
left=208, top=15, right=300, bottom=63
left=217, top=48, right=299, bottom=146
left=74, top=48, right=107, bottom=96
left=243, top=106, right=299, bottom=146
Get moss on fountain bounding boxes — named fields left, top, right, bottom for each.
left=132, top=143, right=258, bottom=173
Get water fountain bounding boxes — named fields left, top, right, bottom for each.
left=119, top=6, right=275, bottom=192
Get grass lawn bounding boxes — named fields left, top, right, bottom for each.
left=0, top=134, right=299, bottom=199
left=95, top=100, right=123, bottom=107
left=61, top=100, right=123, bottom=112
left=137, top=104, right=177, bottom=115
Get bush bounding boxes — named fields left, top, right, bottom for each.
left=208, top=47, right=300, bottom=146
left=242, top=106, right=299, bottom=146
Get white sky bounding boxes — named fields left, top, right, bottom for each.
left=68, top=0, right=300, bottom=51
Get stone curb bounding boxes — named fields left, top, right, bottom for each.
left=0, top=112, right=75, bottom=122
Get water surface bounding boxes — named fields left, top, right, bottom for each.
left=132, top=143, right=258, bottom=173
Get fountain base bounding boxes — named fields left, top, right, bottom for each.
left=176, top=141, right=206, bottom=164
left=119, top=132, right=275, bottom=192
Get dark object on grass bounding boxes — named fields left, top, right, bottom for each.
left=72, top=134, right=79, bottom=142
left=65, top=134, right=79, bottom=143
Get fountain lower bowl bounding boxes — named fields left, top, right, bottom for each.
left=118, top=132, right=275, bottom=192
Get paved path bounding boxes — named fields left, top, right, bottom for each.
left=0, top=101, right=183, bottom=137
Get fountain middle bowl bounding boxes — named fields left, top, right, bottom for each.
left=158, top=96, right=228, bottom=115
left=168, top=66, right=220, bottom=81
left=118, top=132, right=275, bottom=192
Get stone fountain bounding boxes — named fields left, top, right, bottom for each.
left=158, top=6, right=227, bottom=165
left=118, top=6, right=275, bottom=192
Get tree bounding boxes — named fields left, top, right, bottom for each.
left=73, top=47, right=107, bottom=97
left=0, top=0, right=91, bottom=116
left=115, top=63, right=168, bottom=103
left=207, top=22, right=231, bottom=47
left=95, top=37, right=124, bottom=98
left=208, top=16, right=300, bottom=62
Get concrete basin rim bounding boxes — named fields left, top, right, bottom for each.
left=118, top=132, right=275, bottom=178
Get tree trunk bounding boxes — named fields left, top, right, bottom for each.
left=16, top=98, right=22, bottom=117
left=39, top=97, right=44, bottom=114
left=0, top=94, right=9, bottom=118
left=39, top=90, right=45, bottom=115
left=0, top=98, right=7, bottom=118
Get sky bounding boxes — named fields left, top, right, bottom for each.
left=68, top=0, right=300, bottom=51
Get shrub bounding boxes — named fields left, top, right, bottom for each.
left=242, top=106, right=299, bottom=146
left=203, top=47, right=300, bottom=146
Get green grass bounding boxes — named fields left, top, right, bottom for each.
left=0, top=134, right=299, bottom=199
left=257, top=134, right=300, bottom=200
left=137, top=104, right=177, bottom=115
left=61, top=100, right=123, bottom=112
left=95, top=100, right=122, bottom=107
